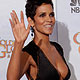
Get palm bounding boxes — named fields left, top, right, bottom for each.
left=9, top=10, right=30, bottom=43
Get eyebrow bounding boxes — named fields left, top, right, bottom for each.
left=39, top=11, right=54, bottom=14
left=38, top=12, right=46, bottom=14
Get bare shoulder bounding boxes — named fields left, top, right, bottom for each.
left=20, top=51, right=37, bottom=77
left=21, top=51, right=35, bottom=65
left=20, top=51, right=31, bottom=76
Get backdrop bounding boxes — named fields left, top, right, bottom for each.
left=0, top=0, right=80, bottom=80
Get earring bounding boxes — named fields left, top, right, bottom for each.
left=30, top=26, right=34, bottom=36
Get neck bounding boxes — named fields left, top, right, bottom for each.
left=33, top=32, right=50, bottom=47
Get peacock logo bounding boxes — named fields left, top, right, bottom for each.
left=70, top=0, right=80, bottom=6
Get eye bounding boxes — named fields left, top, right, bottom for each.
left=50, top=12, right=55, bottom=17
left=39, top=13, right=46, bottom=17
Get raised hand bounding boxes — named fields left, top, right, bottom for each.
left=9, top=10, right=31, bottom=43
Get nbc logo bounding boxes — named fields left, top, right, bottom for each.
left=70, top=0, right=80, bottom=13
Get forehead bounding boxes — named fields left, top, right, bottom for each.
left=36, top=4, right=53, bottom=14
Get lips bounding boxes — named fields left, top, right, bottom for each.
left=44, top=25, right=53, bottom=28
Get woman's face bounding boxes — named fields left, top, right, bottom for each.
left=33, top=4, right=55, bottom=35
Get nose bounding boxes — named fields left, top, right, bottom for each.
left=46, top=15, right=52, bottom=22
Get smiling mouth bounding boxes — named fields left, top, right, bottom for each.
left=44, top=25, right=53, bottom=28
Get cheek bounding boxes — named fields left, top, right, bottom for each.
left=35, top=18, right=45, bottom=26
left=52, top=17, right=55, bottom=24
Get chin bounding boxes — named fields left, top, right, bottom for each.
left=47, top=31, right=53, bottom=35
left=45, top=32, right=53, bottom=35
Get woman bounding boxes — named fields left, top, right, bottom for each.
left=7, top=0, right=71, bottom=80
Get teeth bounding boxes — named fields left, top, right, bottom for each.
left=45, top=25, right=52, bottom=28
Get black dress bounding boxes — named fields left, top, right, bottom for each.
left=22, top=40, right=71, bottom=80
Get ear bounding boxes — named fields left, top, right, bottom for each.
left=27, top=17, right=34, bottom=27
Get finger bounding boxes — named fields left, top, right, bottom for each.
left=12, top=10, right=19, bottom=23
left=9, top=18, right=14, bottom=28
left=10, top=13, right=17, bottom=25
left=26, top=24, right=31, bottom=37
left=20, top=11, right=24, bottom=23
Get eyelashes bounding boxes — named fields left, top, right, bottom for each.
left=39, top=12, right=55, bottom=17
left=50, top=12, right=55, bottom=17
left=39, top=13, right=46, bottom=17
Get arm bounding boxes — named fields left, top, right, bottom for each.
left=7, top=43, right=30, bottom=80
left=7, top=10, right=31, bottom=80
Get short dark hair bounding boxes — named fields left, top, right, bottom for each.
left=25, top=0, right=54, bottom=20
